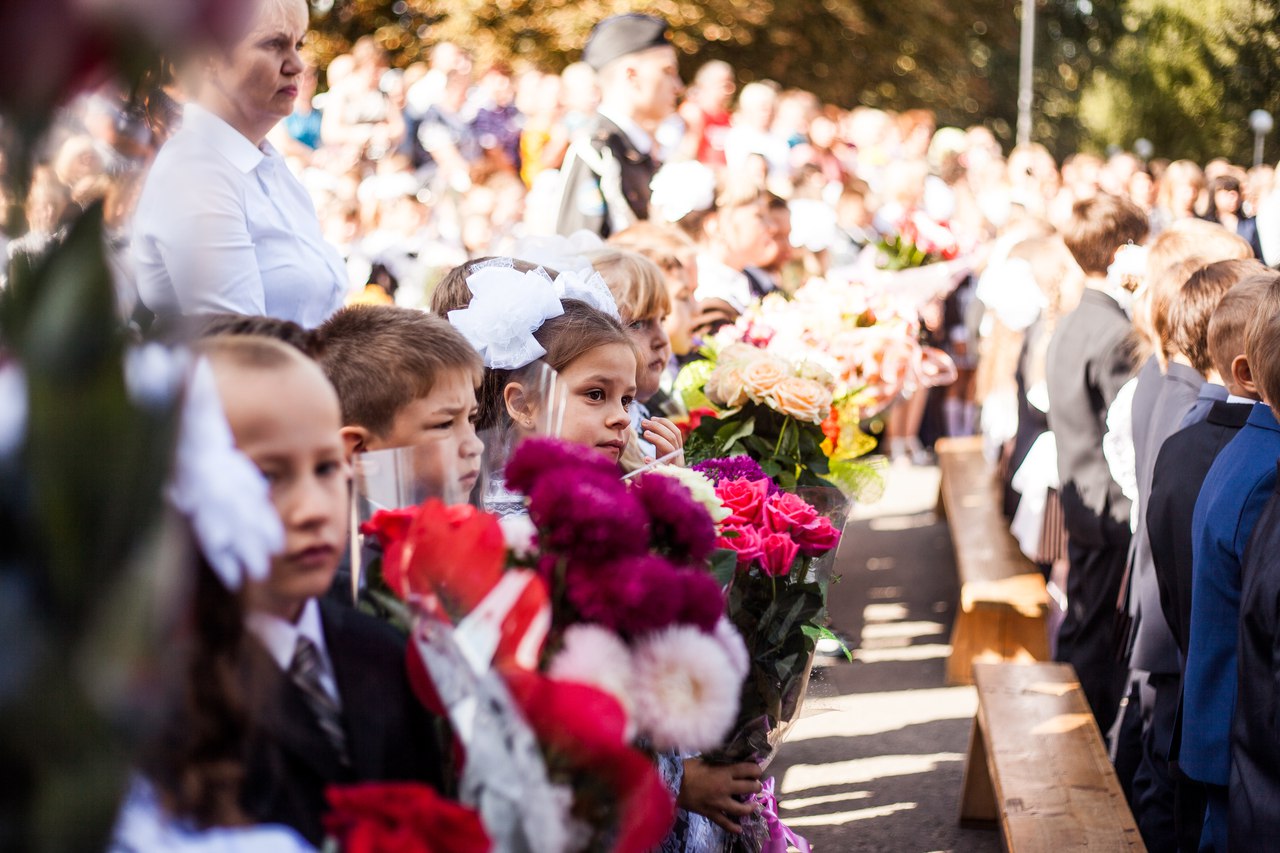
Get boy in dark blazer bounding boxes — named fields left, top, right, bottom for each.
left=1145, top=268, right=1273, bottom=851
left=1182, top=278, right=1280, bottom=852
left=1045, top=194, right=1148, bottom=733
left=1230, top=467, right=1280, bottom=851
left=204, top=335, right=446, bottom=846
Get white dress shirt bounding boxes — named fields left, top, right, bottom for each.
left=132, top=104, right=347, bottom=328
left=596, top=105, right=654, bottom=156
left=246, top=598, right=341, bottom=707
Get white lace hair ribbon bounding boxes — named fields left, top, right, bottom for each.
left=553, top=268, right=621, bottom=321
left=511, top=231, right=604, bottom=276
left=649, top=161, right=717, bottom=223
left=448, top=266, right=565, bottom=369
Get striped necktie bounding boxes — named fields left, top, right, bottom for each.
left=289, top=635, right=350, bottom=767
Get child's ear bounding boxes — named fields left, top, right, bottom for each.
left=339, top=426, right=371, bottom=462
left=1231, top=354, right=1260, bottom=398
left=504, top=381, right=534, bottom=430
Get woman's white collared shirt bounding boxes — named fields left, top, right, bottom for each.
left=132, top=104, right=347, bottom=328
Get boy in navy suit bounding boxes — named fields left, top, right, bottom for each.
left=203, top=335, right=446, bottom=845
left=1146, top=268, right=1274, bottom=851
left=1181, top=275, right=1280, bottom=852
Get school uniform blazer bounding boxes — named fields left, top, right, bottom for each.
left=1230, top=469, right=1280, bottom=849
left=1045, top=288, right=1136, bottom=545
left=1181, top=403, right=1280, bottom=786
left=1148, top=401, right=1254, bottom=656
left=1129, top=362, right=1204, bottom=675
left=241, top=598, right=447, bottom=846
left=554, top=114, right=656, bottom=239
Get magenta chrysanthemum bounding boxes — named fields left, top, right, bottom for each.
left=505, top=436, right=622, bottom=494
left=674, top=569, right=725, bottom=632
left=527, top=471, right=649, bottom=564
left=566, top=555, right=684, bottom=636
left=691, top=455, right=778, bottom=493
left=630, top=472, right=716, bottom=566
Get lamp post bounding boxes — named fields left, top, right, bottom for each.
left=1016, top=0, right=1035, bottom=147
left=1250, top=109, right=1273, bottom=168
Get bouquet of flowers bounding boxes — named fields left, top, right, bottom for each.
left=874, top=209, right=960, bottom=270
left=323, top=782, right=491, bottom=853
left=712, top=278, right=958, bottom=423
left=359, top=438, right=749, bottom=852
left=675, top=343, right=839, bottom=494
left=689, top=458, right=845, bottom=852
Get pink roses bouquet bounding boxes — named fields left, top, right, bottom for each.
left=687, top=463, right=844, bottom=849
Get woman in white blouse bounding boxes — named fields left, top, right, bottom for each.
left=132, top=0, right=347, bottom=328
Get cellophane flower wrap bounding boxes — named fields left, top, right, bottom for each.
left=359, top=437, right=749, bottom=852
left=697, top=468, right=847, bottom=852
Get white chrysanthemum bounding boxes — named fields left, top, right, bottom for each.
left=498, top=513, right=538, bottom=560
left=631, top=625, right=743, bottom=753
left=652, top=466, right=730, bottom=524
left=548, top=625, right=636, bottom=733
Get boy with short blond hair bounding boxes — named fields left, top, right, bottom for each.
left=199, top=335, right=445, bottom=845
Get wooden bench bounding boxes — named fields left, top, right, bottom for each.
left=959, top=661, right=1145, bottom=851
left=935, top=435, right=1051, bottom=685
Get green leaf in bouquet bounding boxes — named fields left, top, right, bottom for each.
left=802, top=623, right=853, bottom=662
left=21, top=206, right=180, bottom=624
left=673, top=358, right=716, bottom=412
left=713, top=415, right=755, bottom=452
left=709, top=547, right=739, bottom=588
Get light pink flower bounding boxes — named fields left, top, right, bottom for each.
left=630, top=626, right=743, bottom=752
left=547, top=624, right=636, bottom=733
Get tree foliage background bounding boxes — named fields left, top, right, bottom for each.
left=305, top=0, right=1280, bottom=165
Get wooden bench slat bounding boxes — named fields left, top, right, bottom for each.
left=969, top=662, right=1145, bottom=852
left=936, top=437, right=1051, bottom=683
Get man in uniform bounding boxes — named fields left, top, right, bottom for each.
left=554, top=14, right=682, bottom=238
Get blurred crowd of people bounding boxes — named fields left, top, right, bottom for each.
left=6, top=35, right=1280, bottom=468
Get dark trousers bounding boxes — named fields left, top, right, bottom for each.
left=1134, top=672, right=1179, bottom=851
left=1056, top=536, right=1129, bottom=733
left=1114, top=676, right=1144, bottom=804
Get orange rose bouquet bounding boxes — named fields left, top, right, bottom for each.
left=678, top=344, right=839, bottom=493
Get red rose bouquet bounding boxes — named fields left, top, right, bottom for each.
left=323, top=782, right=491, bottom=853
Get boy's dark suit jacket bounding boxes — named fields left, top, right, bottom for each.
left=241, top=598, right=445, bottom=846
left=1230, top=469, right=1280, bottom=849
left=1148, top=400, right=1254, bottom=656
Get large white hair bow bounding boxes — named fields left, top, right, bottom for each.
left=649, top=161, right=717, bottom=223
left=511, top=231, right=605, bottom=277
left=552, top=268, right=621, bottom=321
left=449, top=266, right=565, bottom=369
